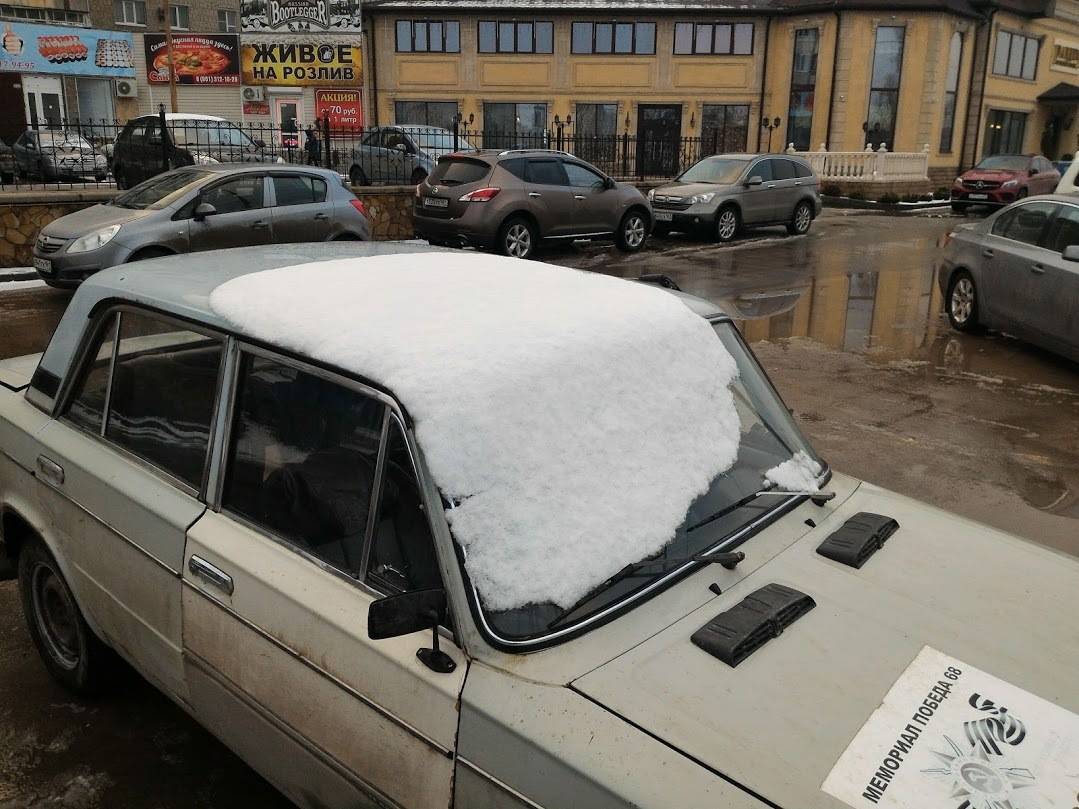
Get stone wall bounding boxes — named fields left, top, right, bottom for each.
left=0, top=187, right=418, bottom=268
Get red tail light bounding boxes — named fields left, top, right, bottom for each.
left=942, top=229, right=957, bottom=248
left=350, top=199, right=368, bottom=217
left=460, top=187, right=501, bottom=202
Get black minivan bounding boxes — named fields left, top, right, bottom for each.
left=110, top=113, right=282, bottom=189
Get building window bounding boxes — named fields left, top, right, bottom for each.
left=113, top=0, right=145, bottom=25
left=571, top=22, right=656, bottom=55
left=1, top=5, right=88, bottom=24
left=673, top=22, right=753, bottom=55
left=218, top=9, right=236, bottom=32
left=992, top=30, right=1039, bottom=80
left=170, top=4, right=189, bottom=29
left=483, top=102, right=548, bottom=149
left=983, top=109, right=1027, bottom=155
left=786, top=28, right=818, bottom=151
left=866, top=25, right=905, bottom=150
left=701, top=104, right=749, bottom=153
left=396, top=20, right=460, bottom=53
left=939, top=32, right=963, bottom=154
left=478, top=21, right=553, bottom=54
left=395, top=100, right=460, bottom=130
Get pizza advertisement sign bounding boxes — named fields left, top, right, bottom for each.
left=144, top=34, right=240, bottom=85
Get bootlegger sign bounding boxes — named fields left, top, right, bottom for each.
left=240, top=41, right=360, bottom=86
left=822, top=646, right=1079, bottom=809
left=240, top=0, right=361, bottom=32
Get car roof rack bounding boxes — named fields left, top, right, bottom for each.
left=637, top=274, right=682, bottom=292
left=496, top=148, right=571, bottom=156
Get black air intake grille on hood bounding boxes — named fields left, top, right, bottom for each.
left=816, top=512, right=899, bottom=569
left=691, top=583, right=816, bottom=667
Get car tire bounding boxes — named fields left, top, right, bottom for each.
left=410, top=168, right=427, bottom=185
left=18, top=537, right=119, bottom=696
left=715, top=205, right=741, bottom=243
left=786, top=201, right=813, bottom=236
left=498, top=216, right=537, bottom=259
left=1017, top=188, right=1029, bottom=200
left=946, top=270, right=981, bottom=333
left=349, top=166, right=368, bottom=186
left=951, top=201, right=969, bottom=213
left=615, top=209, right=648, bottom=252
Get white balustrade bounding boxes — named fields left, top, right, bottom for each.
left=784, top=143, right=929, bottom=182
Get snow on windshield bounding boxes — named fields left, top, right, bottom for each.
left=209, top=255, right=741, bottom=610
left=765, top=451, right=822, bottom=492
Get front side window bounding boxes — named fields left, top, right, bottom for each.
left=563, top=161, right=606, bottom=188
left=993, top=30, right=1039, bottom=80
left=786, top=28, right=819, bottom=151
left=222, top=354, right=386, bottom=576
left=113, top=0, right=145, bottom=25
left=939, top=33, right=963, bottom=153
left=571, top=21, right=656, bottom=54
left=478, top=20, right=554, bottom=54
left=202, top=175, right=264, bottom=214
left=673, top=22, right=753, bottom=55
left=64, top=310, right=224, bottom=490
left=396, top=19, right=460, bottom=53
left=866, top=25, right=905, bottom=150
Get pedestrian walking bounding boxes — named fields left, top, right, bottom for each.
left=305, top=124, right=322, bottom=166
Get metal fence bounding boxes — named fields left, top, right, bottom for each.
left=0, top=109, right=749, bottom=192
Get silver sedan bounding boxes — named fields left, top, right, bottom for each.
left=32, top=164, right=371, bottom=288
left=938, top=193, right=1079, bottom=363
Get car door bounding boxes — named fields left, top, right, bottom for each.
left=767, top=158, right=801, bottom=222
left=738, top=157, right=775, bottom=225
left=523, top=158, right=574, bottom=237
left=1032, top=201, right=1079, bottom=348
left=380, top=129, right=412, bottom=184
left=268, top=173, right=334, bottom=243
left=562, top=160, right=616, bottom=234
left=1035, top=157, right=1060, bottom=195
left=182, top=349, right=466, bottom=809
left=32, top=307, right=225, bottom=701
left=13, top=132, right=36, bottom=177
left=978, top=201, right=1057, bottom=329
left=355, top=128, right=385, bottom=183
left=188, top=173, right=273, bottom=251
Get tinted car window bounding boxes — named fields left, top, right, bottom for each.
left=793, top=160, right=814, bottom=179
left=563, top=162, right=606, bottom=189
left=992, top=202, right=1054, bottom=246
left=112, top=169, right=212, bottom=211
left=500, top=158, right=528, bottom=181
left=771, top=159, right=796, bottom=181
left=203, top=175, right=264, bottom=213
left=85, top=311, right=224, bottom=489
left=1042, top=204, right=1079, bottom=253
left=526, top=159, right=567, bottom=185
left=748, top=159, right=773, bottom=182
left=273, top=175, right=328, bottom=206
left=428, top=157, right=490, bottom=186
left=221, top=354, right=386, bottom=575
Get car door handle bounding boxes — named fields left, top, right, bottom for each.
left=574, top=194, right=586, bottom=200
left=1031, top=264, right=1046, bottom=274
left=36, top=455, right=64, bottom=486
left=528, top=192, right=541, bottom=198
left=251, top=220, right=269, bottom=230
left=982, top=249, right=994, bottom=258
left=313, top=212, right=329, bottom=220
left=189, top=555, right=234, bottom=596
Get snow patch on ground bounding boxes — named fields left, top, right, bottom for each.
left=0, top=279, right=46, bottom=292
left=210, top=254, right=742, bottom=611
left=765, top=450, right=822, bottom=492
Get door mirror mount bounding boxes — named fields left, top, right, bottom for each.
left=368, top=587, right=456, bottom=674
left=394, top=142, right=408, bottom=152
left=745, top=175, right=764, bottom=187
left=193, top=202, right=217, bottom=221
left=604, top=176, right=617, bottom=190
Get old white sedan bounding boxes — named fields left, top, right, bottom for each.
left=1, top=243, right=1077, bottom=809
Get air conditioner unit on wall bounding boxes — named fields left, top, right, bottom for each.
left=114, top=79, right=137, bottom=99
left=242, top=86, right=265, bottom=102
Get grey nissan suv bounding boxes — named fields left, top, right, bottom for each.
left=412, top=149, right=652, bottom=258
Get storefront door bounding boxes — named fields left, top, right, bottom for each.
left=273, top=96, right=302, bottom=158
left=22, top=75, right=64, bottom=129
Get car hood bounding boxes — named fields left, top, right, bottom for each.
left=961, top=169, right=1023, bottom=182
left=572, top=482, right=1079, bottom=809
left=652, top=181, right=732, bottom=200
left=40, top=204, right=153, bottom=239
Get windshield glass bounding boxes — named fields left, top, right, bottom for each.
left=169, top=122, right=254, bottom=149
left=37, top=132, right=94, bottom=150
left=407, top=128, right=475, bottom=152
left=677, top=157, right=751, bottom=185
left=111, top=170, right=211, bottom=210
left=472, top=320, right=822, bottom=644
left=975, top=155, right=1028, bottom=172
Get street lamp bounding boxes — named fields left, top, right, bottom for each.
left=451, top=111, right=473, bottom=151
left=553, top=113, right=572, bottom=150
left=761, top=116, right=781, bottom=152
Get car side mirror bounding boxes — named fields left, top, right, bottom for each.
left=193, top=202, right=217, bottom=221
left=253, top=138, right=266, bottom=149
left=1030, top=168, right=1038, bottom=176
left=368, top=587, right=456, bottom=673
left=745, top=175, right=764, bottom=187
left=394, top=142, right=408, bottom=152
left=604, top=177, right=616, bottom=190
left=1063, top=245, right=1079, bottom=261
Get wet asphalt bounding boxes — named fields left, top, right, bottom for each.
left=0, top=207, right=1077, bottom=806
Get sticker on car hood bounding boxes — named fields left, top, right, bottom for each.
left=822, top=645, right=1079, bottom=809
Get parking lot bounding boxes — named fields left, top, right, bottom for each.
left=0, top=207, right=1077, bottom=806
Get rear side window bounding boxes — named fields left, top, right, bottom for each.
left=500, top=158, right=527, bottom=181
left=770, top=159, right=796, bottom=180
left=272, top=175, right=328, bottom=206
left=428, top=157, right=490, bottom=186
left=526, top=159, right=567, bottom=185
left=64, top=310, right=225, bottom=489
left=793, top=160, right=814, bottom=179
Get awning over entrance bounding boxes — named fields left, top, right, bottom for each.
left=1038, top=82, right=1079, bottom=103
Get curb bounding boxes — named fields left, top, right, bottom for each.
left=0, top=269, right=38, bottom=283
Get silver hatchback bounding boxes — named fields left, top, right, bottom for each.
left=649, top=154, right=822, bottom=242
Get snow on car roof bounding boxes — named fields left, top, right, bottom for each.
left=209, top=253, right=742, bottom=611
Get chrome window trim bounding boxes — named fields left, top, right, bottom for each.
left=358, top=411, right=390, bottom=580
left=456, top=757, right=545, bottom=808
left=183, top=579, right=454, bottom=758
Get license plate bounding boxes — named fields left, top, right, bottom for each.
left=33, top=257, right=52, bottom=273
left=424, top=197, right=448, bottom=208
left=968, top=193, right=989, bottom=200
left=654, top=212, right=673, bottom=221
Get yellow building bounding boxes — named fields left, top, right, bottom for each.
left=362, top=0, right=1079, bottom=186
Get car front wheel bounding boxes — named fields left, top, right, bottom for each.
left=946, top=270, right=981, bottom=332
left=715, top=206, right=740, bottom=243
left=787, top=201, right=813, bottom=236
left=498, top=216, right=537, bottom=259
left=18, top=538, right=119, bottom=695
left=615, top=210, right=648, bottom=252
